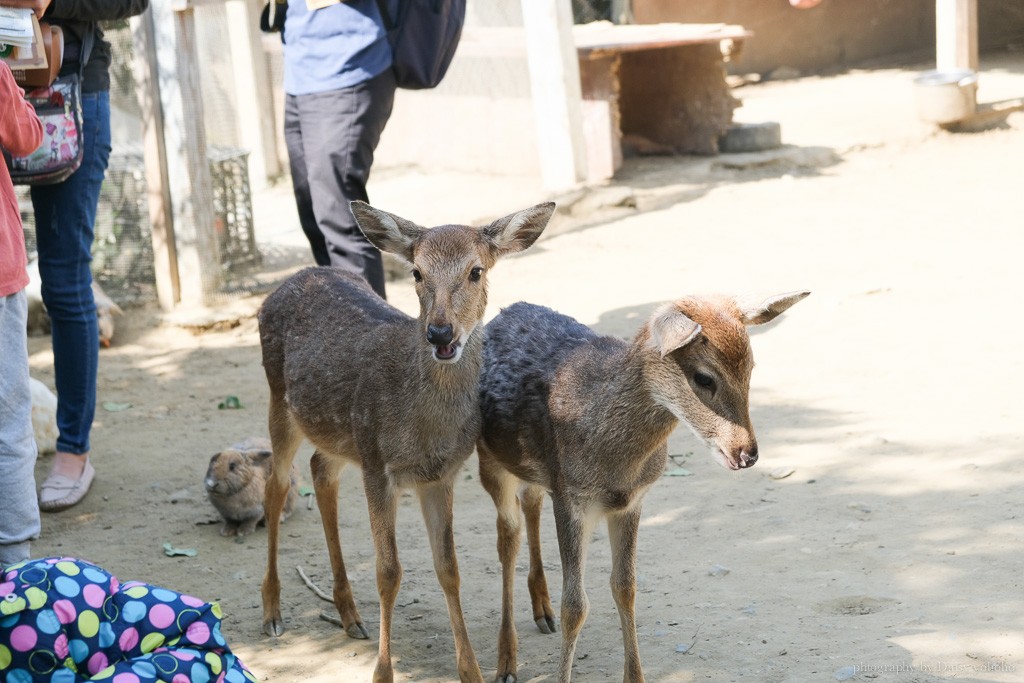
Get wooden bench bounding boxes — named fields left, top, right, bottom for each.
left=457, top=21, right=751, bottom=182
left=574, top=22, right=752, bottom=180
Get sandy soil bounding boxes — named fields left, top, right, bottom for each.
left=27, top=54, right=1024, bottom=683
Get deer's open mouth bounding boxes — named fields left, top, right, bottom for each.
left=433, top=342, right=459, bottom=361
left=713, top=447, right=742, bottom=471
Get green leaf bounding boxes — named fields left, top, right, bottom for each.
left=663, top=467, right=692, bottom=477
left=102, top=401, right=133, bottom=412
left=163, top=542, right=198, bottom=557
left=298, top=486, right=314, bottom=497
left=217, top=395, right=244, bottom=410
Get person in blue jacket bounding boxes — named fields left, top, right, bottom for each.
left=281, top=0, right=397, bottom=299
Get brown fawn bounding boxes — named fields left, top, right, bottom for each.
left=258, top=201, right=555, bottom=683
left=476, top=292, right=809, bottom=682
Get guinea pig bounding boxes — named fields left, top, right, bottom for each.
left=204, top=437, right=298, bottom=537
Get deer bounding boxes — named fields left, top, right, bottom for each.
left=258, top=200, right=556, bottom=683
left=475, top=291, right=809, bottom=683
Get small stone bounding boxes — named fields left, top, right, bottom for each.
left=769, top=467, right=795, bottom=480
left=834, top=666, right=857, bottom=681
left=675, top=643, right=692, bottom=654
left=708, top=564, right=731, bottom=577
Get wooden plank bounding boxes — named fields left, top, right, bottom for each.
left=575, top=22, right=753, bottom=58
left=130, top=8, right=180, bottom=311
left=173, top=7, right=222, bottom=304
left=936, top=0, right=978, bottom=72
left=457, top=23, right=752, bottom=60
left=226, top=0, right=281, bottom=189
left=151, top=0, right=221, bottom=306
left=578, top=54, right=621, bottom=181
left=521, top=0, right=588, bottom=192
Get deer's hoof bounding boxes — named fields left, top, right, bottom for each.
left=535, top=615, right=557, bottom=634
left=346, top=621, right=370, bottom=640
left=494, top=673, right=517, bottom=683
left=263, top=618, right=285, bottom=637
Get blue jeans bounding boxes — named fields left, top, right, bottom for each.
left=30, top=91, right=111, bottom=456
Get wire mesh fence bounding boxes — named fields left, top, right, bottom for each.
left=20, top=12, right=265, bottom=308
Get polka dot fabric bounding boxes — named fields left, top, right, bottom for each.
left=0, top=558, right=257, bottom=683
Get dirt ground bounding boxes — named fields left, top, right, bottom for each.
left=27, top=52, right=1024, bottom=683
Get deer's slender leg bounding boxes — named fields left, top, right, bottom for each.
left=521, top=484, right=556, bottom=634
left=310, top=451, right=367, bottom=639
left=479, top=449, right=522, bottom=682
left=419, top=479, right=485, bottom=683
left=365, top=471, right=401, bottom=683
left=608, top=505, right=645, bottom=683
left=262, top=394, right=303, bottom=637
left=551, top=493, right=596, bottom=683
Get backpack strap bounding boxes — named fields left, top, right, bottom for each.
left=375, top=0, right=396, bottom=31
left=79, top=22, right=95, bottom=72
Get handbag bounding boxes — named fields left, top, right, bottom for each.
left=3, top=27, right=93, bottom=186
left=375, top=0, right=466, bottom=90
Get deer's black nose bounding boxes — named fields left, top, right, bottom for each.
left=740, top=445, right=759, bottom=467
left=427, top=324, right=454, bottom=346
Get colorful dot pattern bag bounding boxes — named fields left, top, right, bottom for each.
left=0, top=557, right=259, bottom=683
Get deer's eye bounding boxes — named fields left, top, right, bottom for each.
left=229, top=462, right=238, bottom=472
left=469, top=267, right=483, bottom=282
left=694, top=372, right=716, bottom=392
left=412, top=269, right=422, bottom=282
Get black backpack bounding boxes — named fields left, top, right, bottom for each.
left=375, top=0, right=466, bottom=90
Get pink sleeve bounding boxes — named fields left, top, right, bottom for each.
left=0, top=61, right=44, bottom=156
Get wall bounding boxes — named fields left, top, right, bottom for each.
left=634, top=0, right=1024, bottom=76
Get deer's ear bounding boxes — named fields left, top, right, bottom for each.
left=737, top=291, right=810, bottom=326
left=648, top=305, right=702, bottom=357
left=350, top=201, right=425, bottom=262
left=480, top=202, right=556, bottom=258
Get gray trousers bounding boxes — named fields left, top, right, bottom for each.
left=285, top=68, right=396, bottom=299
left=0, top=290, right=40, bottom=567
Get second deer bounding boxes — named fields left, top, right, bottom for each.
left=258, top=201, right=555, bottom=683
left=477, top=292, right=809, bottom=682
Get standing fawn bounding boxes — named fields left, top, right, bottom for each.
left=258, top=201, right=554, bottom=683
left=476, top=292, right=809, bottom=683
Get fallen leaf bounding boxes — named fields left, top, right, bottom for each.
left=663, top=467, right=692, bottom=477
left=298, top=486, right=314, bottom=497
left=769, top=467, right=795, bottom=480
left=163, top=542, right=198, bottom=557
left=102, top=401, right=132, bottom=412
left=217, top=395, right=244, bottom=410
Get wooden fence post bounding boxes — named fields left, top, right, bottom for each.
left=226, top=0, right=282, bottom=189
left=130, top=7, right=180, bottom=311
left=149, top=0, right=222, bottom=306
left=521, top=0, right=588, bottom=192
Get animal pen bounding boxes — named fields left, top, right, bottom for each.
left=17, top=0, right=752, bottom=312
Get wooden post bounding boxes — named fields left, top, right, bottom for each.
left=521, top=0, right=588, bottom=192
left=226, top=0, right=282, bottom=189
left=130, top=8, right=180, bottom=311
left=151, top=0, right=222, bottom=306
left=936, top=0, right=978, bottom=72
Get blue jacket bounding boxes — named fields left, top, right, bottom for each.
left=283, top=0, right=393, bottom=96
